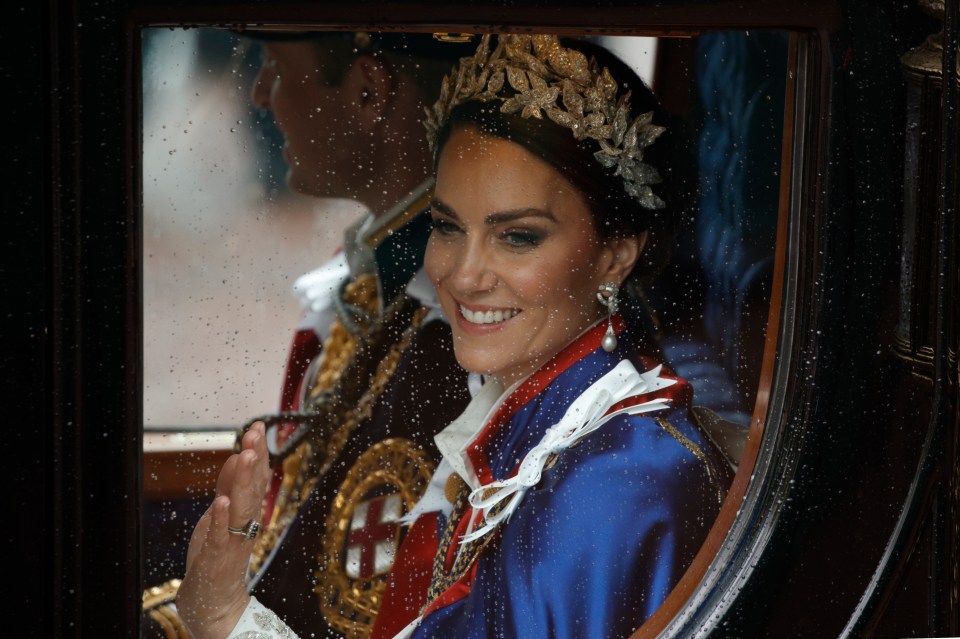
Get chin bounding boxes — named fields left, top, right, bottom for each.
left=452, top=347, right=535, bottom=385
left=451, top=346, right=498, bottom=379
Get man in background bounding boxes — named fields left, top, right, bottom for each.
left=143, top=31, right=476, bottom=639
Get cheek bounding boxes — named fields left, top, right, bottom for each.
left=272, top=96, right=300, bottom=131
left=281, top=90, right=321, bottom=128
left=515, top=256, right=594, bottom=305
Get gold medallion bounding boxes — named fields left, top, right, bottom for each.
left=316, top=438, right=435, bottom=639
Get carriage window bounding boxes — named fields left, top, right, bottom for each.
left=142, top=28, right=363, bottom=429
left=142, top=26, right=791, bottom=631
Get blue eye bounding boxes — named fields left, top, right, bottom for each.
left=502, top=230, right=543, bottom=248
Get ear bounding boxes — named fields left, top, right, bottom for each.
left=599, top=232, right=646, bottom=286
left=344, top=55, right=395, bottom=131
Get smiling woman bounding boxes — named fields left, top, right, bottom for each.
left=142, top=24, right=788, bottom=639
left=34, top=1, right=960, bottom=638
left=426, top=127, right=641, bottom=385
left=370, top=35, right=732, bottom=639
left=174, top=33, right=734, bottom=639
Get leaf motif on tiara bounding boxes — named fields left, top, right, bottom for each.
left=485, top=69, right=505, bottom=96
left=424, top=33, right=666, bottom=210
left=545, top=106, right=577, bottom=130
left=500, top=66, right=562, bottom=119
left=562, top=80, right=584, bottom=117
left=506, top=65, right=529, bottom=93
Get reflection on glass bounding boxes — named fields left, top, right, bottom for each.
left=142, top=28, right=361, bottom=428
left=140, top=27, right=788, bottom=636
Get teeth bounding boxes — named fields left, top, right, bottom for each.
left=460, top=305, right=520, bottom=325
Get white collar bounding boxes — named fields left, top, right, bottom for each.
left=401, top=377, right=506, bottom=525
left=290, top=252, right=350, bottom=314
left=427, top=320, right=609, bottom=489
left=433, top=377, right=507, bottom=490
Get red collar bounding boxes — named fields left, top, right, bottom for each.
left=466, top=317, right=626, bottom=485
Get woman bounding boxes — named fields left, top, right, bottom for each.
left=178, top=34, right=731, bottom=639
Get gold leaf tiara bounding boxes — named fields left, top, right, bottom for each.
left=424, top=34, right=666, bottom=210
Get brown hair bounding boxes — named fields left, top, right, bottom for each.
left=305, top=34, right=467, bottom=99
left=432, top=38, right=687, bottom=288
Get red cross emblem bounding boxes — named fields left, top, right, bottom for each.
left=344, top=494, right=402, bottom=579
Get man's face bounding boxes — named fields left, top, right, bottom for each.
left=251, top=41, right=364, bottom=199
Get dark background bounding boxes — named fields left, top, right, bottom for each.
left=10, top=1, right=957, bottom=637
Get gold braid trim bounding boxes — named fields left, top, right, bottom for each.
left=250, top=274, right=380, bottom=575
left=142, top=580, right=190, bottom=639
left=315, top=304, right=428, bottom=475
left=309, top=274, right=379, bottom=401
left=249, top=293, right=426, bottom=576
left=142, top=578, right=181, bottom=610
left=654, top=417, right=725, bottom=506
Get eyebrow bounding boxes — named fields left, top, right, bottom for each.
left=430, top=198, right=558, bottom=225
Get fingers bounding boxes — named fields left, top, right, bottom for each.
left=226, top=422, right=269, bottom=532
left=179, top=496, right=251, bottom=639
left=186, top=421, right=269, bottom=583
left=226, top=452, right=261, bottom=533
left=210, top=494, right=242, bottom=549
left=195, top=495, right=250, bottom=567
left=215, top=454, right=238, bottom=498
left=179, top=424, right=271, bottom=639
left=239, top=420, right=266, bottom=454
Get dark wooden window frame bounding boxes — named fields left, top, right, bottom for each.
left=33, top=1, right=959, bottom=637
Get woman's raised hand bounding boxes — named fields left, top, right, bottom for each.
left=177, top=421, right=271, bottom=639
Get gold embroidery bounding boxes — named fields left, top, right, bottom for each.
left=142, top=580, right=190, bottom=639
left=319, top=305, right=428, bottom=474
left=654, top=417, right=725, bottom=506
left=317, top=439, right=436, bottom=639
left=249, top=298, right=427, bottom=600
left=308, top=274, right=379, bottom=401
left=250, top=273, right=381, bottom=575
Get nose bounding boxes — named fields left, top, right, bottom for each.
left=446, top=237, right=498, bottom=295
left=251, top=62, right=274, bottom=110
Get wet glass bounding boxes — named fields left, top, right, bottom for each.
left=141, top=26, right=790, bottom=631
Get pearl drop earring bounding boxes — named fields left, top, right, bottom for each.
left=596, top=282, right=620, bottom=352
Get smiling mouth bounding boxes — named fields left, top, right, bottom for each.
left=459, top=305, right=521, bottom=325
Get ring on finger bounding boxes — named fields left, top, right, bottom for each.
left=226, top=519, right=261, bottom=540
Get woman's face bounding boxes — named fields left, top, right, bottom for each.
left=425, top=126, right=639, bottom=385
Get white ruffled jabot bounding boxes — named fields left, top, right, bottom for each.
left=460, top=360, right=675, bottom=544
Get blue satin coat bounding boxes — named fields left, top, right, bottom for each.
left=411, top=335, right=732, bottom=639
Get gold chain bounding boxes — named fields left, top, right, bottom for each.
left=249, top=274, right=381, bottom=574
left=424, top=476, right=500, bottom=608
left=249, top=299, right=428, bottom=576
left=321, top=305, right=428, bottom=469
